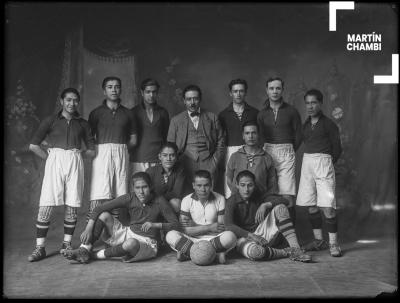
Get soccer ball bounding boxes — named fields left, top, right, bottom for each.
left=190, top=240, right=216, bottom=266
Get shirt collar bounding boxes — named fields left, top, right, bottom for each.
left=187, top=108, right=201, bottom=118
left=102, top=99, right=121, bottom=110
left=135, top=192, right=155, bottom=206
left=140, top=101, right=160, bottom=110
left=230, top=190, right=261, bottom=205
left=305, top=111, right=325, bottom=123
left=264, top=99, right=288, bottom=110
left=238, top=146, right=265, bottom=156
left=57, top=110, right=81, bottom=119
left=190, top=191, right=216, bottom=202
left=228, top=102, right=251, bottom=112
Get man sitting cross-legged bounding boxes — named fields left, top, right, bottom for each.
left=165, top=170, right=237, bottom=264
left=62, top=172, right=179, bottom=263
left=225, top=170, right=311, bottom=262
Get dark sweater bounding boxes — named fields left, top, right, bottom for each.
left=146, top=164, right=186, bottom=200
left=302, top=112, right=342, bottom=163
left=218, top=102, right=259, bottom=146
left=225, top=191, right=288, bottom=238
left=257, top=100, right=302, bottom=151
left=130, top=102, right=169, bottom=162
left=90, top=192, right=179, bottom=241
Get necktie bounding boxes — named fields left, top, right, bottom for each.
left=190, top=111, right=200, bottom=117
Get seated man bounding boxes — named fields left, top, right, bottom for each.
left=62, top=172, right=179, bottom=263
left=225, top=170, right=311, bottom=262
left=146, top=142, right=186, bottom=213
left=165, top=170, right=237, bottom=264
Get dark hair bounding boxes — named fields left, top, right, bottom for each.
left=242, top=120, right=259, bottom=132
left=141, top=78, right=160, bottom=91
left=182, top=85, right=202, bottom=100
left=228, top=79, right=248, bottom=92
left=193, top=170, right=212, bottom=183
left=304, top=89, right=323, bottom=103
left=160, top=142, right=178, bottom=154
left=266, top=77, right=284, bottom=89
left=132, top=171, right=153, bottom=188
left=61, top=88, right=80, bottom=101
left=102, top=76, right=122, bottom=89
left=236, top=170, right=256, bottom=183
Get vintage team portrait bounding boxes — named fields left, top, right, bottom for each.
left=3, top=2, right=398, bottom=298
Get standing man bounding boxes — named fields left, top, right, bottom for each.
left=88, top=76, right=137, bottom=220
left=130, top=78, right=169, bottom=174
left=226, top=121, right=278, bottom=197
left=257, top=77, right=302, bottom=224
left=63, top=172, right=180, bottom=263
left=165, top=170, right=237, bottom=264
left=167, top=85, right=225, bottom=183
left=27, top=88, right=95, bottom=262
left=225, top=170, right=311, bottom=262
left=296, top=89, right=342, bottom=257
left=218, top=79, right=259, bottom=199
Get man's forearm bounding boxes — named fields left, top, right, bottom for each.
left=183, top=224, right=212, bottom=237
left=29, top=144, right=48, bottom=160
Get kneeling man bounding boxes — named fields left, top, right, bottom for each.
left=225, top=170, right=311, bottom=262
left=165, top=170, right=237, bottom=264
left=63, top=172, right=179, bottom=263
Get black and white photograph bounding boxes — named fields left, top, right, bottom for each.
left=3, top=1, right=398, bottom=298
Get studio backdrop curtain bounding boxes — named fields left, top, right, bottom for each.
left=57, top=25, right=138, bottom=119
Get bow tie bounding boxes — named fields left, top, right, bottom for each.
left=190, top=111, right=200, bottom=117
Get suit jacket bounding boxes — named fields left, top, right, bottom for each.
left=167, top=110, right=225, bottom=163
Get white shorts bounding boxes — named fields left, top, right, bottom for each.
left=296, top=153, right=336, bottom=208
left=90, top=143, right=129, bottom=201
left=39, top=148, right=84, bottom=208
left=253, top=207, right=280, bottom=245
left=102, top=217, right=158, bottom=262
left=224, top=145, right=242, bottom=199
left=130, top=162, right=158, bottom=174
left=263, top=143, right=296, bottom=196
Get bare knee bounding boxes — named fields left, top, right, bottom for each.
left=165, top=230, right=181, bottom=246
left=220, top=231, right=237, bottom=247
left=123, top=238, right=140, bottom=251
left=98, top=211, right=113, bottom=223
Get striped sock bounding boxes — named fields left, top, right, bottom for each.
left=36, top=221, right=50, bottom=247
left=175, top=235, right=194, bottom=256
left=92, top=219, right=106, bottom=243
left=277, top=218, right=300, bottom=248
left=104, top=244, right=127, bottom=258
left=325, top=216, right=338, bottom=233
left=210, top=236, right=225, bottom=253
left=63, top=219, right=77, bottom=243
left=87, top=200, right=102, bottom=222
left=264, top=246, right=288, bottom=260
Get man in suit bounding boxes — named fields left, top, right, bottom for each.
left=167, top=84, right=225, bottom=184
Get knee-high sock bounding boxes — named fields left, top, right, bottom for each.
left=87, top=200, right=102, bottom=222
left=309, top=210, right=323, bottom=240
left=104, top=244, right=127, bottom=258
left=175, top=235, right=194, bottom=256
left=64, top=206, right=78, bottom=243
left=325, top=216, right=338, bottom=244
left=210, top=236, right=225, bottom=253
left=274, top=205, right=300, bottom=248
left=36, top=206, right=53, bottom=247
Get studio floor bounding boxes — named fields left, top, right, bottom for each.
left=2, top=206, right=398, bottom=298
